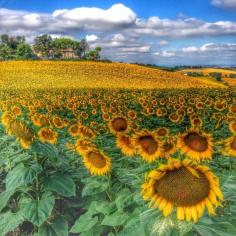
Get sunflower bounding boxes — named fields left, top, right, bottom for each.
left=38, top=127, right=58, bottom=144
left=160, top=139, right=177, bottom=158
left=83, top=149, right=111, bottom=176
left=169, top=113, right=181, bottom=123
left=229, top=121, right=236, bottom=134
left=116, top=134, right=136, bottom=156
left=75, top=139, right=95, bottom=155
left=7, top=120, right=35, bottom=149
left=78, top=126, right=95, bottom=139
left=1, top=111, right=12, bottom=127
left=109, top=116, right=129, bottom=135
left=12, top=106, right=22, bottom=116
left=156, top=127, right=169, bottom=137
left=223, top=136, right=236, bottom=157
left=133, top=130, right=161, bottom=162
left=229, top=104, right=236, bottom=113
left=177, top=128, right=213, bottom=161
left=53, top=116, right=64, bottom=129
left=68, top=124, right=80, bottom=137
left=142, top=159, right=223, bottom=222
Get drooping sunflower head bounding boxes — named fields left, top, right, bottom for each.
left=160, top=139, right=177, bottom=158
left=142, top=159, right=223, bottom=222
left=38, top=127, right=58, bottom=144
left=177, top=128, right=213, bottom=161
left=109, top=116, right=129, bottom=135
left=133, top=130, right=161, bottom=162
left=229, top=121, right=236, bottom=134
left=78, top=126, right=96, bottom=139
left=223, top=136, right=236, bottom=157
left=83, top=149, right=111, bottom=176
left=7, top=120, right=35, bottom=149
left=116, top=134, right=136, bottom=157
left=75, top=139, right=95, bottom=156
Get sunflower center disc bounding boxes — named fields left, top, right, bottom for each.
left=230, top=137, right=236, bottom=150
left=88, top=151, right=106, bottom=168
left=155, top=167, right=210, bottom=206
left=184, top=132, right=208, bottom=152
left=112, top=118, right=127, bottom=132
left=138, top=135, right=158, bottom=154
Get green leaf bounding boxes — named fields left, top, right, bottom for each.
left=115, top=188, right=133, bottom=211
left=70, top=215, right=98, bottom=233
left=0, top=189, right=15, bottom=212
left=44, top=174, right=76, bottom=197
left=194, top=222, right=236, bottom=236
left=0, top=211, right=24, bottom=236
left=20, top=192, right=55, bottom=227
left=101, top=211, right=129, bottom=227
left=95, top=201, right=116, bottom=215
left=82, top=179, right=109, bottom=197
left=5, top=163, right=42, bottom=190
left=31, top=142, right=59, bottom=161
left=37, top=216, right=68, bottom=236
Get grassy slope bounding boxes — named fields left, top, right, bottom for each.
left=0, top=61, right=226, bottom=90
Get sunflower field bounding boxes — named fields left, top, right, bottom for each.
left=0, top=61, right=236, bottom=236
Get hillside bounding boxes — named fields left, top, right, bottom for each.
left=0, top=61, right=225, bottom=90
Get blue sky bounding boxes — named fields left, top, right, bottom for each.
left=0, top=0, right=236, bottom=65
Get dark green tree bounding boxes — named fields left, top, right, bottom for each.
left=16, top=43, right=34, bottom=59
left=33, top=34, right=53, bottom=58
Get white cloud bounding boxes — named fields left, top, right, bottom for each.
left=86, top=34, right=98, bottom=42
left=211, top=0, right=236, bottom=9
left=182, top=46, right=198, bottom=52
left=159, top=40, right=169, bottom=46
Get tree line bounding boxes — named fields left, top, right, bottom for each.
left=0, top=34, right=102, bottom=60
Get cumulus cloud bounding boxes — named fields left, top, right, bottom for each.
left=211, top=0, right=236, bottom=9
left=0, top=4, right=236, bottom=65
left=85, top=34, right=99, bottom=42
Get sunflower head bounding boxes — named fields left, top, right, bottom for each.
left=38, top=127, right=57, bottom=144
left=116, top=134, right=136, bottom=156
left=223, top=136, right=236, bottom=157
left=142, top=159, right=223, bottom=222
left=133, top=130, right=161, bottom=162
left=83, top=149, right=111, bottom=176
left=177, top=128, right=212, bottom=161
left=109, top=117, right=129, bottom=135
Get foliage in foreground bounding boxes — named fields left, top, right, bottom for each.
left=0, top=87, right=236, bottom=235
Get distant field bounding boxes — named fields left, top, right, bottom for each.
left=0, top=61, right=225, bottom=90
left=180, top=68, right=236, bottom=77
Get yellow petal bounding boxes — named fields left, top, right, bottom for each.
left=177, top=206, right=185, bottom=220
left=163, top=202, right=173, bottom=217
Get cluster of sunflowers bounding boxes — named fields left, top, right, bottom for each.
left=1, top=85, right=236, bottom=227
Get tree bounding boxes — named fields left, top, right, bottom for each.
left=86, top=47, right=102, bottom=60
left=79, top=39, right=89, bottom=58
left=0, top=45, right=14, bottom=59
left=33, top=34, right=53, bottom=58
left=16, top=43, right=34, bottom=59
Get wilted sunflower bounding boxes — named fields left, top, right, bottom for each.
left=83, top=149, right=111, bottom=176
left=38, top=127, right=57, bottom=144
left=142, top=159, right=223, bottom=222
left=78, top=126, right=95, bottom=139
left=75, top=139, right=95, bottom=156
left=177, top=128, right=213, bottom=161
left=7, top=120, right=35, bottom=149
left=109, top=116, right=129, bottom=135
left=116, top=134, right=136, bottom=156
left=133, top=130, right=161, bottom=162
left=223, top=136, right=236, bottom=157
left=160, top=139, right=177, bottom=158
